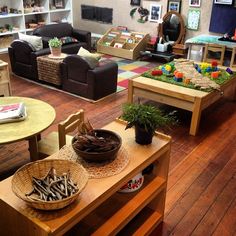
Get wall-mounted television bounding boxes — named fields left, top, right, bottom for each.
left=214, top=0, right=233, bottom=5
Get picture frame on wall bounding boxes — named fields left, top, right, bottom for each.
left=149, top=4, right=162, bottom=23
left=54, top=0, right=64, bottom=9
left=167, top=0, right=181, bottom=13
left=130, top=0, right=141, bottom=6
left=187, top=9, right=201, bottom=30
left=189, top=0, right=201, bottom=7
left=214, top=0, right=233, bottom=4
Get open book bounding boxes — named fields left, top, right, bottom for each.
left=0, top=103, right=27, bottom=124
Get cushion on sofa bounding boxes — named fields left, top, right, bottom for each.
left=60, top=36, right=78, bottom=45
left=18, top=32, right=43, bottom=51
left=77, top=47, right=101, bottom=69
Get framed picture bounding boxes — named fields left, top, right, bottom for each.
left=214, top=0, right=232, bottom=4
left=130, top=0, right=141, bottom=6
left=189, top=0, right=201, bottom=7
left=54, top=0, right=64, bottom=9
left=167, top=0, right=181, bottom=13
left=149, top=4, right=162, bottom=23
left=187, top=9, right=201, bottom=30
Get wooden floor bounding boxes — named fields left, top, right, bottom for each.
left=0, top=54, right=236, bottom=235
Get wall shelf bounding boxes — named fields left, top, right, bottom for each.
left=0, top=0, right=73, bottom=53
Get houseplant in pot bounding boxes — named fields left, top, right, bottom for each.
left=48, top=37, right=62, bottom=57
left=121, top=103, right=176, bottom=145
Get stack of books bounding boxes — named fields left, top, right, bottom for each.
left=0, top=103, right=27, bottom=124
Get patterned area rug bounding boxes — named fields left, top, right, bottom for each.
left=99, top=54, right=158, bottom=92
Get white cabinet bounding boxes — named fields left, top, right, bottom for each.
left=0, top=0, right=73, bottom=53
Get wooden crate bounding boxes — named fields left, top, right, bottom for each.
left=97, top=28, right=149, bottom=60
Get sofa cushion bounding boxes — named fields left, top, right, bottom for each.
left=77, top=47, right=101, bottom=69
left=60, top=36, right=78, bottom=45
left=18, top=32, right=43, bottom=51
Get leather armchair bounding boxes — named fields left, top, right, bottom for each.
left=8, top=23, right=91, bottom=80
left=61, top=55, right=118, bottom=100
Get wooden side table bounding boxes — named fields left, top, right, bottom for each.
left=0, top=60, right=11, bottom=96
left=37, top=54, right=67, bottom=86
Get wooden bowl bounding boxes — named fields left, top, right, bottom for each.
left=72, top=129, right=122, bottom=163
left=11, top=159, right=88, bottom=210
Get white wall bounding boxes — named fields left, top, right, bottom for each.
left=73, top=0, right=218, bottom=40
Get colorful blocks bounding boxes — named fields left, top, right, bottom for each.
left=174, top=77, right=183, bottom=82
left=184, top=78, right=191, bottom=84
left=226, top=67, right=233, bottom=74
left=151, top=70, right=163, bottom=76
left=211, top=71, right=220, bottom=79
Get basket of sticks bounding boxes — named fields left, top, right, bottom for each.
left=11, top=159, right=88, bottom=210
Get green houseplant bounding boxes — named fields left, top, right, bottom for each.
left=48, top=37, right=62, bottom=57
left=121, top=103, right=175, bottom=145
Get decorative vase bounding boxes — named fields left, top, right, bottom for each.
left=50, top=46, right=61, bottom=57
left=135, top=125, right=153, bottom=145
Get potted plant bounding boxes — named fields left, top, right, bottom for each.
left=121, top=103, right=176, bottom=145
left=48, top=37, right=62, bottom=57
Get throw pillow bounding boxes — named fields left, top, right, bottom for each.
left=18, top=32, right=43, bottom=51
left=77, top=47, right=101, bottom=69
left=60, top=36, right=78, bottom=45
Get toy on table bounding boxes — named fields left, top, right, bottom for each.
left=174, top=71, right=183, bottom=82
left=161, top=63, right=174, bottom=75
left=226, top=67, right=233, bottom=75
left=151, top=69, right=163, bottom=76
left=211, top=71, right=220, bottom=79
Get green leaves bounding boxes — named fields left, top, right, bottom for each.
left=121, top=103, right=176, bottom=133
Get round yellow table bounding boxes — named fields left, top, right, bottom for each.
left=0, top=97, right=56, bottom=161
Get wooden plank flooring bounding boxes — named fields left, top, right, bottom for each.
left=0, top=54, right=236, bottom=235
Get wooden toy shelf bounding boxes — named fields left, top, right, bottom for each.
left=97, top=28, right=149, bottom=60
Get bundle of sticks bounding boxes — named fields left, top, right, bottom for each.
left=26, top=168, right=78, bottom=202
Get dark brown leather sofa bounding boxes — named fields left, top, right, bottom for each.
left=8, top=23, right=91, bottom=80
left=61, top=55, right=118, bottom=100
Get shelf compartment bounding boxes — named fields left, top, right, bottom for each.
left=69, top=175, right=166, bottom=236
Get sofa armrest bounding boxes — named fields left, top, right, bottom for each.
left=72, top=29, right=91, bottom=51
left=87, top=62, right=118, bottom=100
left=33, top=48, right=51, bottom=57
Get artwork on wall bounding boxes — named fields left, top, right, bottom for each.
left=149, top=4, right=162, bottom=22
left=214, top=0, right=233, bottom=4
left=187, top=9, right=201, bottom=30
left=189, top=0, right=201, bottom=7
left=167, top=0, right=181, bottom=13
left=130, top=0, right=141, bottom=6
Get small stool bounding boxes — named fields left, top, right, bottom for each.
left=230, top=47, right=236, bottom=69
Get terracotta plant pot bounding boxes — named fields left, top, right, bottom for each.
left=135, top=125, right=153, bottom=145
left=50, top=46, right=61, bottom=57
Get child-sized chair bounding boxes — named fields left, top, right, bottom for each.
left=203, top=43, right=226, bottom=65
left=38, top=110, right=84, bottom=158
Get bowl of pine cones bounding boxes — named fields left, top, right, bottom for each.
left=72, top=129, right=122, bottom=163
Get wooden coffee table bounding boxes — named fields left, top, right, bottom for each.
left=0, top=120, right=171, bottom=236
left=128, top=70, right=236, bottom=136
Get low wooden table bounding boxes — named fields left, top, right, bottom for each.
left=0, top=97, right=55, bottom=161
left=0, top=120, right=171, bottom=236
left=128, top=71, right=236, bottom=136
left=37, top=54, right=67, bottom=86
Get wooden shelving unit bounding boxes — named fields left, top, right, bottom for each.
left=97, top=28, right=149, bottom=60
left=0, top=120, right=171, bottom=236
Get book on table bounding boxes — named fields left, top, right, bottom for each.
left=0, top=103, right=27, bottom=124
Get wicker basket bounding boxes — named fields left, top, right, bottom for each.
left=11, top=159, right=88, bottom=210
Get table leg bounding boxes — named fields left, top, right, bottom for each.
left=187, top=44, right=192, bottom=60
left=127, top=79, right=134, bottom=103
left=190, top=97, right=202, bottom=136
left=28, top=135, right=39, bottom=162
